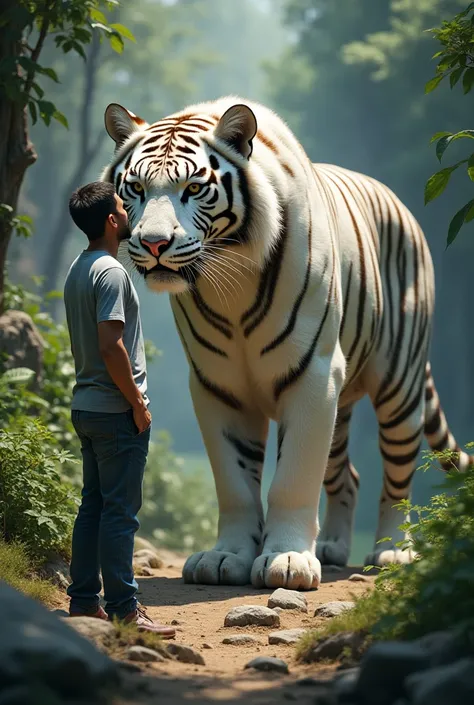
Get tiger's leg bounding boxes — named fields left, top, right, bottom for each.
left=251, top=346, right=345, bottom=590
left=365, top=361, right=426, bottom=566
left=182, top=371, right=268, bottom=586
left=317, top=404, right=359, bottom=566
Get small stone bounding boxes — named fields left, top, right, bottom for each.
left=65, top=616, right=115, bottom=641
left=126, top=646, right=165, bottom=663
left=171, top=619, right=181, bottom=626
left=314, top=601, right=355, bottom=618
left=202, top=643, right=213, bottom=650
left=224, top=605, right=280, bottom=628
left=356, top=642, right=430, bottom=705
left=245, top=656, right=289, bottom=674
left=348, top=573, right=371, bottom=583
left=268, top=588, right=308, bottom=613
left=167, top=643, right=205, bottom=665
left=405, top=658, right=474, bottom=705
left=306, top=632, right=364, bottom=663
left=133, top=548, right=163, bottom=569
left=269, top=629, right=308, bottom=645
left=222, top=635, right=261, bottom=646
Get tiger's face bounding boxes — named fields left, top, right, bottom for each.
left=103, top=103, right=258, bottom=295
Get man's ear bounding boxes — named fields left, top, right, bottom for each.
left=214, top=104, right=257, bottom=159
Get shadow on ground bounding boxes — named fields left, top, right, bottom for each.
left=138, top=566, right=371, bottom=608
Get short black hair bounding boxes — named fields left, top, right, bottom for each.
left=69, top=182, right=117, bottom=241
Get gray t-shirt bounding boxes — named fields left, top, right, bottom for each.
left=64, top=250, right=148, bottom=413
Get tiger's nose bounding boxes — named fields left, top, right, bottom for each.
left=141, top=239, right=170, bottom=258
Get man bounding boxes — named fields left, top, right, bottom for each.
left=64, top=181, right=175, bottom=637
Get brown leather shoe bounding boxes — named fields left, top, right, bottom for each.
left=121, top=604, right=176, bottom=638
left=69, top=605, right=108, bottom=620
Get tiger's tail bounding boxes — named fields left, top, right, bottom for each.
left=424, top=362, right=474, bottom=471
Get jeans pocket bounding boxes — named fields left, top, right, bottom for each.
left=125, top=409, right=151, bottom=437
left=78, top=412, right=118, bottom=459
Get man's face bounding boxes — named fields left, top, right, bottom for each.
left=114, top=194, right=131, bottom=241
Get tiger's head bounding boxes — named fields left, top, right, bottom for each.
left=102, top=101, right=280, bottom=295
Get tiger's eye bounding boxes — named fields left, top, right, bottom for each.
left=188, top=183, right=202, bottom=194
left=132, top=182, right=144, bottom=194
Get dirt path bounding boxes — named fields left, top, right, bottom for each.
left=117, top=554, right=374, bottom=704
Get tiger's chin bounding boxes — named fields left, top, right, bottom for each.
left=144, top=271, right=190, bottom=295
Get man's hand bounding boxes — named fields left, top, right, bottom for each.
left=133, top=400, right=152, bottom=434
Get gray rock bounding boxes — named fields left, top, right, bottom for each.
left=405, top=658, right=474, bottom=705
left=39, top=554, right=71, bottom=589
left=245, top=656, right=289, bottom=674
left=126, top=645, right=165, bottom=663
left=0, top=581, right=117, bottom=699
left=269, top=629, right=308, bottom=645
left=64, top=616, right=115, bottom=642
left=133, top=548, right=163, bottom=569
left=222, top=635, right=261, bottom=646
left=224, top=605, right=280, bottom=628
left=333, top=667, right=360, bottom=702
left=268, top=588, right=308, bottom=613
left=348, top=573, right=371, bottom=583
left=414, top=629, right=469, bottom=667
left=167, top=643, right=205, bottom=665
left=356, top=642, right=430, bottom=705
left=314, top=601, right=355, bottom=617
left=0, top=311, right=44, bottom=390
left=306, top=632, right=364, bottom=662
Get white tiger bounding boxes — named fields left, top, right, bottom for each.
left=101, top=96, right=472, bottom=590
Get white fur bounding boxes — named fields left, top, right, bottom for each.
left=101, top=96, right=452, bottom=588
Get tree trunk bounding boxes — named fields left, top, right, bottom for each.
left=0, top=5, right=37, bottom=314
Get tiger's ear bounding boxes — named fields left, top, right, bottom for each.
left=214, top=104, right=257, bottom=160
left=104, top=103, right=148, bottom=148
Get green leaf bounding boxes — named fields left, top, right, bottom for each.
left=2, top=367, right=35, bottom=384
left=40, top=66, right=59, bottom=83
left=30, top=82, right=44, bottom=98
left=109, top=33, right=124, bottom=54
left=463, top=67, right=474, bottom=94
left=434, top=130, right=474, bottom=162
left=28, top=100, right=37, bottom=124
left=450, top=66, right=464, bottom=88
left=52, top=110, right=68, bottom=129
left=447, top=199, right=474, bottom=247
left=468, top=154, right=474, bottom=181
left=425, top=75, right=444, bottom=94
left=465, top=202, right=474, bottom=223
left=89, top=8, right=108, bottom=24
left=430, top=131, right=452, bottom=144
left=109, top=23, right=136, bottom=42
left=425, top=164, right=464, bottom=205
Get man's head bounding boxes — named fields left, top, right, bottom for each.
left=69, top=181, right=130, bottom=243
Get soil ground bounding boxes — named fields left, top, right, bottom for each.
left=105, top=553, right=375, bottom=704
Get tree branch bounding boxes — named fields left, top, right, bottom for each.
left=23, top=8, right=52, bottom=98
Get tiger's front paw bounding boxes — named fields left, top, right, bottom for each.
left=183, top=550, right=253, bottom=586
left=251, top=551, right=321, bottom=590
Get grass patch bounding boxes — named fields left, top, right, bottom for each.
left=0, top=540, right=62, bottom=607
left=106, top=619, right=169, bottom=660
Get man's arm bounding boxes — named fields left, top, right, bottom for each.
left=98, top=320, right=151, bottom=433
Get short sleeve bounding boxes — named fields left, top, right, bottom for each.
left=95, top=267, right=129, bottom=324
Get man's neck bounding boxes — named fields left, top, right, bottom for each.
left=86, top=237, right=118, bottom=258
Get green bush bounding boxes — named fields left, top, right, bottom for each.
left=298, top=447, right=474, bottom=660
left=140, top=431, right=218, bottom=553
left=0, top=417, right=79, bottom=559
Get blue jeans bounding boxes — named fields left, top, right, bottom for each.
left=67, top=409, right=150, bottom=619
